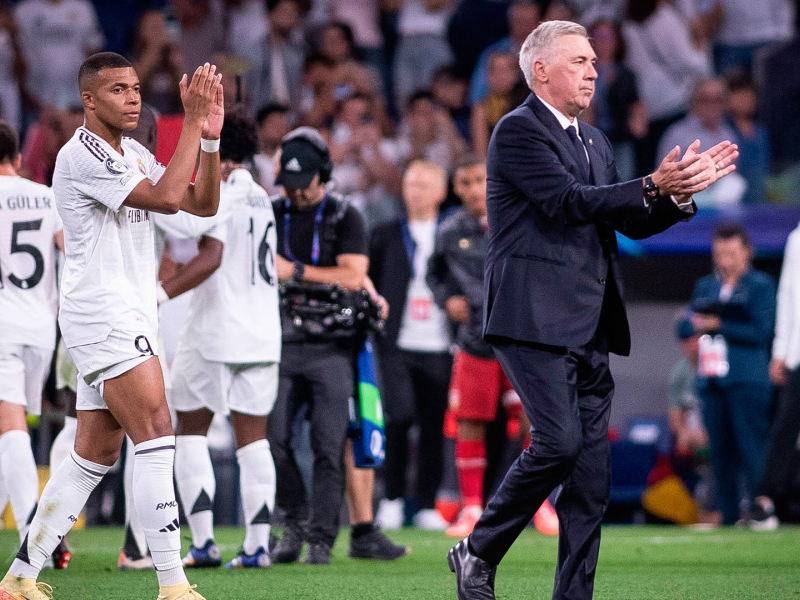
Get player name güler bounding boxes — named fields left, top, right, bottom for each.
left=2, top=194, right=53, bottom=210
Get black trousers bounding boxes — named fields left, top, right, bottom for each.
left=267, top=341, right=353, bottom=546
left=470, top=331, right=613, bottom=600
left=378, top=347, right=452, bottom=509
left=761, top=367, right=800, bottom=502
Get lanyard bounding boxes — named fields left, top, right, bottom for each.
left=283, top=195, right=328, bottom=267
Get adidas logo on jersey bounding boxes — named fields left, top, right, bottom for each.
left=285, top=157, right=302, bottom=172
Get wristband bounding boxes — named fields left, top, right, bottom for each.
left=156, top=283, right=170, bottom=305
left=292, top=261, right=305, bottom=282
left=200, top=138, right=220, bottom=153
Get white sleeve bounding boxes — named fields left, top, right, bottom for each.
left=773, top=230, right=799, bottom=360
left=50, top=189, right=63, bottom=232
left=152, top=210, right=218, bottom=240
left=67, top=144, right=147, bottom=212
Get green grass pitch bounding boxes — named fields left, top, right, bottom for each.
left=1, top=526, right=798, bottom=599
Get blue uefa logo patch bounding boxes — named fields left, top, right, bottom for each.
left=105, top=157, right=128, bottom=175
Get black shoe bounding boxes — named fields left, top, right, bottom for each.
left=273, top=526, right=305, bottom=564
left=750, top=499, right=780, bottom=531
left=269, top=532, right=279, bottom=554
left=304, top=542, right=331, bottom=565
left=447, top=538, right=497, bottom=600
left=52, top=537, right=72, bottom=570
left=349, top=527, right=409, bottom=560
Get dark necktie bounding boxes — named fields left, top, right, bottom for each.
left=566, top=125, right=591, bottom=183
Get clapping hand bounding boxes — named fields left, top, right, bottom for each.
left=179, top=63, right=223, bottom=129
left=202, top=82, right=225, bottom=140
left=652, top=139, right=739, bottom=200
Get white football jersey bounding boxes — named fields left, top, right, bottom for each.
left=54, top=127, right=165, bottom=347
left=181, top=168, right=281, bottom=363
left=0, top=176, right=62, bottom=349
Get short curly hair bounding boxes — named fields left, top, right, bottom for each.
left=219, top=110, right=258, bottom=164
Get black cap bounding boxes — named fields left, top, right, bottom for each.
left=275, top=138, right=325, bottom=189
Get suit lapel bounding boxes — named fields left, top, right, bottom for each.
left=585, top=131, right=605, bottom=186
left=525, top=94, right=591, bottom=185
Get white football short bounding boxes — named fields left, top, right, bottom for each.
left=69, top=328, right=159, bottom=411
left=55, top=337, right=79, bottom=393
left=170, top=344, right=279, bottom=417
left=0, top=344, right=54, bottom=416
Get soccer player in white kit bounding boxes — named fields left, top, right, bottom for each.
left=0, top=120, right=63, bottom=549
left=164, top=111, right=281, bottom=571
left=0, top=52, right=223, bottom=600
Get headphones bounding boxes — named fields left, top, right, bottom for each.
left=282, top=126, right=334, bottom=184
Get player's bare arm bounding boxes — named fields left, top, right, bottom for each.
left=180, top=82, right=224, bottom=217
left=160, top=235, right=223, bottom=300
left=125, top=64, right=222, bottom=216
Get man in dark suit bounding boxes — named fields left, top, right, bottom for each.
left=447, top=20, right=739, bottom=600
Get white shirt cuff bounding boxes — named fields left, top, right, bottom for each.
left=671, top=195, right=695, bottom=213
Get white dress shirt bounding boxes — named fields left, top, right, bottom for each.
left=773, top=223, right=800, bottom=369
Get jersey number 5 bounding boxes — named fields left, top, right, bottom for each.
left=248, top=217, right=275, bottom=286
left=0, top=219, right=45, bottom=290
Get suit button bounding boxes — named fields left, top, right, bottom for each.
left=598, top=278, right=606, bottom=285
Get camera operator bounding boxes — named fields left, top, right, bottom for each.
left=268, top=127, right=404, bottom=565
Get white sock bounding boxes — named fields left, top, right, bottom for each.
left=236, top=439, right=275, bottom=555
left=174, top=435, right=216, bottom=549
left=0, top=430, right=40, bottom=544
left=133, top=436, right=186, bottom=587
left=49, top=416, right=77, bottom=472
left=123, top=435, right=148, bottom=559
left=9, top=450, right=108, bottom=579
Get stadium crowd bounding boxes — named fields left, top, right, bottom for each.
left=1, top=0, right=800, bottom=588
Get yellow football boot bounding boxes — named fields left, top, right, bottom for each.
left=156, top=583, right=207, bottom=600
left=0, top=574, right=54, bottom=600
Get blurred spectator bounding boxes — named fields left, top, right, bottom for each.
left=14, top=0, right=104, bottom=110
left=543, top=0, right=578, bottom=21
left=446, top=0, right=509, bottom=83
left=582, top=19, right=647, bottom=181
left=329, top=92, right=403, bottom=227
left=369, top=161, right=452, bottom=532
left=699, top=0, right=795, bottom=74
left=20, top=104, right=81, bottom=184
left=254, top=103, right=290, bottom=194
left=657, top=78, right=744, bottom=207
left=0, top=5, right=25, bottom=132
left=431, top=66, right=470, bottom=143
left=315, top=21, right=385, bottom=104
left=725, top=72, right=769, bottom=204
left=299, top=53, right=337, bottom=127
left=681, top=224, right=776, bottom=525
left=172, top=0, right=225, bottom=70
left=396, top=91, right=466, bottom=174
left=247, top=0, right=305, bottom=115
left=752, top=220, right=800, bottom=529
left=133, top=10, right=183, bottom=115
left=308, top=0, right=384, bottom=78
left=623, top=0, right=712, bottom=176
left=224, top=0, right=269, bottom=67
left=668, top=325, right=707, bottom=459
left=394, top=0, right=456, bottom=110
left=469, top=52, right=526, bottom=157
left=468, top=0, right=540, bottom=105
left=761, top=38, right=800, bottom=174
left=90, top=1, right=166, bottom=57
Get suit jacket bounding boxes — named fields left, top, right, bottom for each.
left=682, top=268, right=776, bottom=388
left=483, top=93, right=695, bottom=355
left=369, top=220, right=412, bottom=348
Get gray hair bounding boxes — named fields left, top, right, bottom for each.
left=518, top=20, right=588, bottom=89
